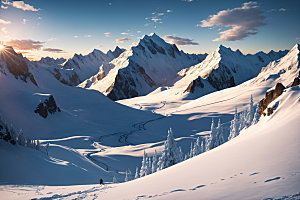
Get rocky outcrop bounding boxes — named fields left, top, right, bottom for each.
left=291, top=71, right=300, bottom=87
left=185, top=77, right=204, bottom=93
left=259, top=83, right=285, bottom=115
left=34, top=95, right=61, bottom=118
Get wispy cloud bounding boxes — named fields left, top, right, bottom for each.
left=163, top=35, right=199, bottom=46
left=85, top=34, right=92, bottom=38
left=22, top=18, right=27, bottom=24
left=73, top=35, right=79, bottom=38
left=1, top=27, right=9, bottom=34
left=4, top=39, right=44, bottom=50
left=43, top=48, right=65, bottom=53
left=104, top=32, right=111, bottom=37
left=0, top=18, right=11, bottom=24
left=200, top=1, right=266, bottom=41
left=115, top=37, right=130, bottom=43
left=121, top=32, right=129, bottom=35
left=2, top=1, right=40, bottom=11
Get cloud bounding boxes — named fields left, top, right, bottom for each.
left=73, top=35, right=79, bottom=38
left=278, top=8, right=287, bottom=12
left=22, top=18, right=27, bottom=24
left=121, top=32, right=129, bottom=35
left=151, top=18, right=162, bottom=23
left=115, top=38, right=130, bottom=43
left=4, top=39, right=44, bottom=50
left=85, top=34, right=92, bottom=38
left=182, top=0, right=193, bottom=2
left=163, top=35, right=199, bottom=46
left=104, top=32, right=111, bottom=37
left=43, top=48, right=65, bottom=53
left=47, top=37, right=56, bottom=42
left=0, top=18, right=11, bottom=24
left=2, top=1, right=40, bottom=11
left=1, top=4, right=8, bottom=9
left=1, top=27, right=9, bottom=34
left=166, top=9, right=172, bottom=13
left=296, top=37, right=300, bottom=40
left=200, top=1, right=266, bottom=41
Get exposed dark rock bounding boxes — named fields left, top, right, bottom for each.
left=206, top=63, right=235, bottom=90
left=266, top=107, right=273, bottom=116
left=259, top=83, right=285, bottom=115
left=106, top=63, right=155, bottom=101
left=185, top=76, right=204, bottom=93
left=291, top=71, right=300, bottom=87
left=34, top=95, right=61, bottom=118
left=0, top=46, right=38, bottom=86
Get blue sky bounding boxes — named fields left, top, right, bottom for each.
left=0, top=0, right=299, bottom=60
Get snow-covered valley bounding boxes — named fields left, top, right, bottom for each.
left=0, top=37, right=299, bottom=200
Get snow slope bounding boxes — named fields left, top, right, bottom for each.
left=1, top=85, right=299, bottom=200
left=79, top=33, right=206, bottom=100
left=248, top=43, right=300, bottom=87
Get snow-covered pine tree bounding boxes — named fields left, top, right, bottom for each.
left=151, top=150, right=158, bottom=173
left=113, top=176, right=117, bottom=183
left=135, top=167, right=139, bottom=179
left=184, top=154, right=188, bottom=161
left=17, top=130, right=25, bottom=146
left=214, top=119, right=224, bottom=147
left=139, top=151, right=148, bottom=177
left=200, top=140, right=205, bottom=153
left=252, top=103, right=260, bottom=125
left=188, top=142, right=193, bottom=158
left=125, top=170, right=129, bottom=182
left=178, top=146, right=184, bottom=162
left=205, top=118, right=216, bottom=151
left=147, top=157, right=152, bottom=175
left=249, top=95, right=255, bottom=125
left=128, top=169, right=132, bottom=181
left=228, top=107, right=239, bottom=140
left=157, top=128, right=181, bottom=170
left=192, top=137, right=201, bottom=157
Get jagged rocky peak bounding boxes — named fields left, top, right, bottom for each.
left=0, top=45, right=37, bottom=86
left=107, top=46, right=126, bottom=59
left=37, top=57, right=66, bottom=66
left=34, top=95, right=61, bottom=119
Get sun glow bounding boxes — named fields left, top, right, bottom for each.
left=0, top=45, right=4, bottom=50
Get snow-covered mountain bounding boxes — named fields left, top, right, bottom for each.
left=248, top=43, right=300, bottom=87
left=0, top=46, right=37, bottom=86
left=48, top=46, right=125, bottom=86
left=79, top=33, right=207, bottom=100
left=174, top=45, right=288, bottom=96
left=35, top=57, right=66, bottom=66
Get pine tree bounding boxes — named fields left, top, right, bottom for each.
left=188, top=142, right=193, bottom=158
left=135, top=167, right=139, bottom=179
left=157, top=128, right=182, bottom=170
left=128, top=169, right=132, bottom=181
left=192, top=137, right=201, bottom=157
left=178, top=146, right=184, bottom=162
left=113, top=176, right=117, bottom=183
left=205, top=118, right=216, bottom=151
left=252, top=103, right=260, bottom=125
left=151, top=150, right=158, bottom=173
left=45, top=143, right=50, bottom=156
left=147, top=157, right=152, bottom=175
left=200, top=140, right=205, bottom=153
left=214, top=119, right=224, bottom=147
left=228, top=107, right=239, bottom=140
left=139, top=151, right=148, bottom=177
left=125, top=170, right=129, bottom=182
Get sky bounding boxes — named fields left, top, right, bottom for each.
left=0, top=0, right=299, bottom=60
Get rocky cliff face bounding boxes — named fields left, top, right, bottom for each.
left=34, top=95, right=61, bottom=118
left=259, top=83, right=285, bottom=116
left=0, top=46, right=37, bottom=86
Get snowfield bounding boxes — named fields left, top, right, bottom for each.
left=1, top=84, right=299, bottom=199
left=0, top=42, right=299, bottom=200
